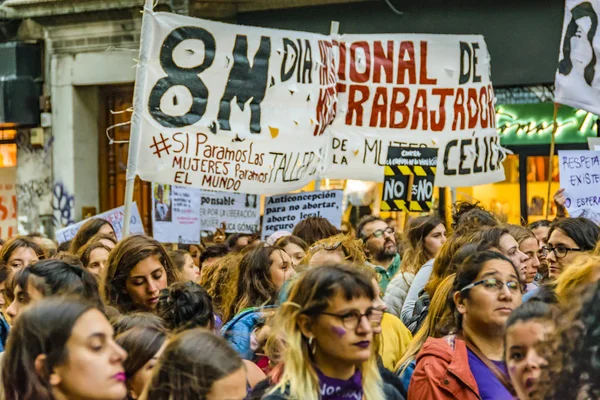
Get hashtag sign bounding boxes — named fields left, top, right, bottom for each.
left=150, top=134, right=172, bottom=158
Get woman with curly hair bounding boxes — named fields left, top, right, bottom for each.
left=304, top=233, right=366, bottom=267
left=535, top=281, right=600, bottom=399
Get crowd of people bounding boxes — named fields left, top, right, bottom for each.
left=0, top=195, right=598, bottom=399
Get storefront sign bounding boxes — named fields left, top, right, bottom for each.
left=558, top=150, right=600, bottom=223
left=0, top=168, right=17, bottom=239
left=325, top=34, right=503, bottom=185
left=382, top=147, right=436, bottom=212
left=262, top=190, right=342, bottom=239
left=153, top=183, right=202, bottom=244
left=199, top=191, right=260, bottom=234
left=132, top=12, right=335, bottom=195
left=55, top=203, right=145, bottom=244
left=554, top=0, right=600, bottom=115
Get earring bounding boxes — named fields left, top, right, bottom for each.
left=308, top=337, right=316, bottom=355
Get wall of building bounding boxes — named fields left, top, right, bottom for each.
left=237, top=0, right=565, bottom=86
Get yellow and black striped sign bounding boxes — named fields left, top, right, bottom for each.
left=384, top=165, right=436, bottom=177
left=381, top=199, right=433, bottom=212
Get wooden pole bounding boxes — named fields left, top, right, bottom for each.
left=545, top=103, right=559, bottom=220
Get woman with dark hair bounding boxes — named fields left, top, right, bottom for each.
left=2, top=297, right=127, bottom=400
left=478, top=226, right=529, bottom=282
left=275, top=235, right=309, bottom=267
left=226, top=233, right=251, bottom=252
left=543, top=217, right=599, bottom=280
left=261, top=264, right=400, bottom=399
left=409, top=251, right=523, bottom=399
left=92, top=232, right=118, bottom=250
left=69, top=218, right=116, bottom=254
left=528, top=220, right=551, bottom=247
left=116, top=327, right=168, bottom=400
left=103, top=235, right=180, bottom=313
left=6, top=259, right=104, bottom=321
left=505, top=300, right=556, bottom=400
left=112, top=312, right=168, bottom=336
left=78, top=239, right=112, bottom=277
left=168, top=249, right=199, bottom=282
left=143, top=329, right=247, bottom=400
left=223, top=246, right=295, bottom=321
left=0, top=236, right=45, bottom=271
left=292, top=216, right=339, bottom=246
left=507, top=225, right=541, bottom=292
left=385, top=216, right=446, bottom=318
left=157, top=281, right=215, bottom=332
left=178, top=243, right=203, bottom=268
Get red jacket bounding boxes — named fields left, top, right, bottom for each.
left=408, top=335, right=480, bottom=400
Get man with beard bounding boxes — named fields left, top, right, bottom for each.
left=357, top=215, right=401, bottom=294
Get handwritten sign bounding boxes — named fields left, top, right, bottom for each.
left=558, top=150, right=600, bottom=222
left=199, top=191, right=260, bottom=234
left=262, top=190, right=343, bottom=239
left=0, top=168, right=17, bottom=239
left=132, top=12, right=335, bottom=194
left=153, top=183, right=202, bottom=244
left=325, top=34, right=504, bottom=186
left=382, top=147, right=437, bottom=212
left=55, top=203, right=145, bottom=244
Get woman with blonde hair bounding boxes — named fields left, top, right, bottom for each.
left=304, top=233, right=366, bottom=267
left=262, top=264, right=402, bottom=399
left=506, top=224, right=541, bottom=291
left=553, top=254, right=600, bottom=304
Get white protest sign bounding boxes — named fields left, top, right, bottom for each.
left=55, top=203, right=145, bottom=244
left=0, top=168, right=17, bottom=239
left=132, top=11, right=336, bottom=195
left=434, top=135, right=507, bottom=187
left=555, top=0, right=600, bottom=115
left=199, top=191, right=260, bottom=234
left=152, top=183, right=202, bottom=244
left=558, top=150, right=600, bottom=223
left=262, top=190, right=343, bottom=239
left=588, top=137, right=600, bottom=150
left=325, top=34, right=505, bottom=187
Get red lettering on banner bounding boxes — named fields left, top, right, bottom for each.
left=487, top=85, right=496, bottom=128
left=369, top=86, right=388, bottom=127
left=12, top=195, right=17, bottom=218
left=411, top=89, right=428, bottom=130
left=347, top=85, right=369, bottom=126
left=467, top=88, right=479, bottom=129
left=373, top=41, right=394, bottom=84
left=453, top=88, right=466, bottom=130
left=431, top=88, right=453, bottom=131
left=390, top=87, right=410, bottom=129
left=349, top=42, right=371, bottom=83
left=419, top=41, right=437, bottom=85
left=336, top=41, right=346, bottom=80
left=397, top=41, right=416, bottom=84
left=479, top=86, right=489, bottom=128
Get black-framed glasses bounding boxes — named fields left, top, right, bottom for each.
left=365, top=227, right=395, bottom=241
left=541, top=245, right=582, bottom=259
left=460, top=278, right=521, bottom=294
left=319, top=307, right=384, bottom=330
left=309, top=241, right=343, bottom=254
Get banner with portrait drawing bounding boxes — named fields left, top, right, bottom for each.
left=325, top=34, right=506, bottom=187
left=555, top=0, right=600, bottom=115
left=132, top=11, right=336, bottom=194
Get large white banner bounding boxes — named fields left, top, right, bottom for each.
left=152, top=183, right=202, bottom=244
left=199, top=191, right=260, bottom=234
left=555, top=0, right=600, bottom=115
left=132, top=12, right=336, bottom=195
left=558, top=150, right=600, bottom=223
left=325, top=34, right=504, bottom=186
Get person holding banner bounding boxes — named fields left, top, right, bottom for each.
left=103, top=236, right=181, bottom=313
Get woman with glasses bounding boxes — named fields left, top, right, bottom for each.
left=409, top=251, right=522, bottom=400
left=262, top=264, right=402, bottom=399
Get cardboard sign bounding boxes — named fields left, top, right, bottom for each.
left=199, top=191, right=260, bottom=234
left=325, top=34, right=505, bottom=186
left=0, top=168, right=17, bottom=239
left=262, top=190, right=343, bottom=239
left=382, top=147, right=437, bottom=212
left=153, top=183, right=202, bottom=244
left=434, top=134, right=507, bottom=187
left=554, top=0, right=600, bottom=115
left=558, top=150, right=600, bottom=223
left=131, top=11, right=335, bottom=195
left=55, top=203, right=145, bottom=244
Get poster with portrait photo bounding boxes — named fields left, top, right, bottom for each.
left=153, top=183, right=172, bottom=222
left=555, top=0, right=600, bottom=115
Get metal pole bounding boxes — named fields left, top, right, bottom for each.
left=123, top=0, right=154, bottom=237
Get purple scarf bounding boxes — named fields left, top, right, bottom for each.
left=316, top=367, right=364, bottom=400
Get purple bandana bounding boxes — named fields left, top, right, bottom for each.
left=316, top=367, right=364, bottom=400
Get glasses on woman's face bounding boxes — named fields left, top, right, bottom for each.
left=366, top=227, right=395, bottom=240
left=460, top=277, right=521, bottom=294
left=541, top=245, right=582, bottom=259
left=319, top=307, right=384, bottom=330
